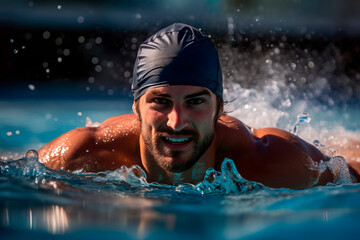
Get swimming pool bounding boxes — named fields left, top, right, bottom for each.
left=1, top=79, right=359, bottom=239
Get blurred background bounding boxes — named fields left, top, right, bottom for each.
left=1, top=0, right=360, bottom=101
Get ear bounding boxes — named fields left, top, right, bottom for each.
left=132, top=101, right=140, bottom=120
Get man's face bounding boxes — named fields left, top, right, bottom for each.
left=134, top=85, right=220, bottom=173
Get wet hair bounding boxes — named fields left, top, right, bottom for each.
left=131, top=23, right=223, bottom=100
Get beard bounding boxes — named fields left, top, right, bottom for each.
left=141, top=123, right=215, bottom=173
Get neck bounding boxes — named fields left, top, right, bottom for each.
left=139, top=135, right=217, bottom=185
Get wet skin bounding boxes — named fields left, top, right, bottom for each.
left=38, top=86, right=360, bottom=189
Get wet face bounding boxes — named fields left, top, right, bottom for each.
left=134, top=85, right=221, bottom=173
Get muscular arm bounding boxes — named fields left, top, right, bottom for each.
left=217, top=115, right=332, bottom=189
left=38, top=114, right=141, bottom=172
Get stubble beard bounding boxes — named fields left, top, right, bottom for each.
left=141, top=122, right=215, bottom=173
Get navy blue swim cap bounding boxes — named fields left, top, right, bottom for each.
left=132, top=23, right=223, bottom=100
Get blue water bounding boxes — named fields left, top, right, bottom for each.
left=1, top=83, right=360, bottom=239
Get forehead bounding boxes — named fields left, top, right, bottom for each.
left=143, top=85, right=215, bottom=99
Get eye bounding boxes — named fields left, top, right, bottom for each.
left=153, top=98, right=170, bottom=105
left=187, top=98, right=204, bottom=105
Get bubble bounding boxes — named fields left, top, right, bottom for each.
left=135, top=13, right=142, bottom=19
left=45, top=68, right=50, bottom=73
left=85, top=42, right=92, bottom=50
left=107, top=89, right=114, bottom=95
left=95, top=37, right=102, bottom=44
left=91, top=57, right=99, bottom=64
left=77, top=16, right=84, bottom=24
left=131, top=37, right=138, bottom=43
left=63, top=49, right=70, bottom=56
left=95, top=65, right=102, bottom=72
left=28, top=1, right=34, bottom=7
left=88, top=76, right=95, bottom=83
left=274, top=48, right=280, bottom=54
left=57, top=5, right=62, bottom=10
left=9, top=39, right=14, bottom=43
left=265, top=59, right=272, bottom=65
left=13, top=49, right=18, bottom=54
left=15, top=130, right=20, bottom=135
left=124, top=71, right=131, bottom=78
left=43, top=31, right=51, bottom=39
left=106, top=61, right=114, bottom=68
left=22, top=46, right=26, bottom=49
left=45, top=113, right=52, bottom=119
left=86, top=86, right=90, bottom=91
left=55, top=37, right=63, bottom=45
left=291, top=63, right=296, bottom=70
left=78, top=36, right=85, bottom=43
left=77, top=112, right=83, bottom=116
left=308, top=61, right=315, bottom=68
left=57, top=57, right=63, bottom=62
left=42, top=62, right=49, bottom=68
left=6, top=132, right=12, bottom=136
left=28, top=84, right=35, bottom=91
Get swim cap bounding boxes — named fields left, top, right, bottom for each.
left=132, top=23, right=223, bottom=100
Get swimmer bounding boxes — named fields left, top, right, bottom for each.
left=38, top=23, right=360, bottom=189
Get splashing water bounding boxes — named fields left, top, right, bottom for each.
left=313, top=139, right=337, bottom=157
left=292, top=112, right=311, bottom=135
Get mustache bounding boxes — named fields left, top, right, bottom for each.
left=157, top=126, right=198, bottom=136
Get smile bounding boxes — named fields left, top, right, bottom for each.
left=164, top=137, right=191, bottom=144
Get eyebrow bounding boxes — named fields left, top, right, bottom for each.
left=149, top=89, right=212, bottom=99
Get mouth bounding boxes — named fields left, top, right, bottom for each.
left=161, top=136, right=193, bottom=149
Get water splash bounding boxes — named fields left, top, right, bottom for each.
left=176, top=159, right=265, bottom=194
left=313, top=139, right=337, bottom=157
left=319, top=156, right=353, bottom=185
left=292, top=112, right=311, bottom=135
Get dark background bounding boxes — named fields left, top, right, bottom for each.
left=1, top=0, right=360, bottom=104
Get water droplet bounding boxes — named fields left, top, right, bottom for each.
left=28, top=84, right=35, bottom=91
left=95, top=37, right=102, bottom=44
left=15, top=130, right=20, bottom=135
left=55, top=37, right=63, bottom=45
left=57, top=5, right=62, bottom=10
left=22, top=46, right=26, bottom=50
left=77, top=112, right=83, bottom=116
left=124, top=71, right=131, bottom=78
left=45, top=113, right=52, bottom=119
left=10, top=39, right=14, bottom=43
left=26, top=150, right=39, bottom=161
left=292, top=112, right=311, bottom=135
left=45, top=68, right=50, bottom=73
left=95, top=65, right=102, bottom=72
left=28, top=1, right=34, bottom=7
left=57, top=57, right=63, bottom=62
left=13, top=49, right=18, bottom=54
left=43, top=31, right=51, bottom=39
left=43, top=62, right=49, bottom=68
left=78, top=36, right=85, bottom=43
left=308, top=61, right=315, bottom=68
left=63, top=49, right=70, bottom=56
left=6, top=132, right=12, bottom=136
left=91, top=57, right=99, bottom=64
left=88, top=76, right=95, bottom=83
left=77, top=16, right=84, bottom=24
left=107, top=89, right=114, bottom=95
left=135, top=13, right=141, bottom=19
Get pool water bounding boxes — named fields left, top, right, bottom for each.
left=1, top=79, right=360, bottom=239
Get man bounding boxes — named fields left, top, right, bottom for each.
left=38, top=23, right=360, bottom=189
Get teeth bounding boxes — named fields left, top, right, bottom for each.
left=165, top=137, right=189, bottom=143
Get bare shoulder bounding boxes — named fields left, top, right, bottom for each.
left=39, top=113, right=141, bottom=172
left=215, top=114, right=327, bottom=189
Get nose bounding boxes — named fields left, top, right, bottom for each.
left=167, top=104, right=189, bottom=131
